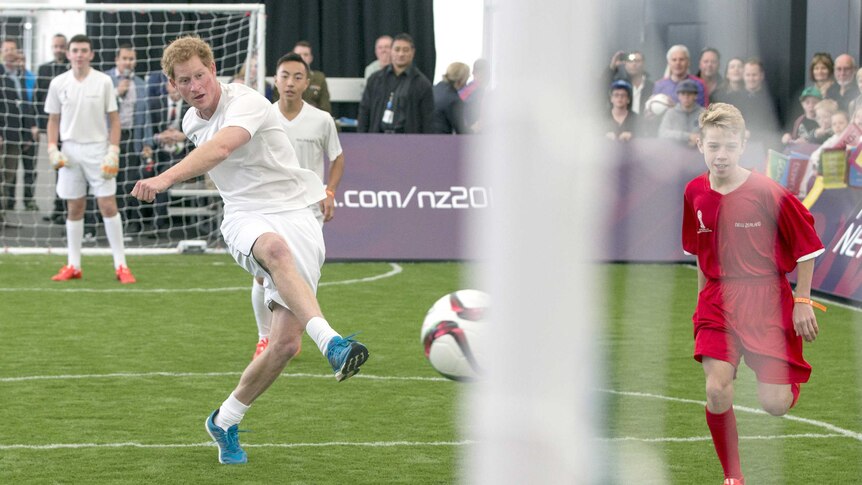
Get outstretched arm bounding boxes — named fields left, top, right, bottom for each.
left=131, top=125, right=251, bottom=202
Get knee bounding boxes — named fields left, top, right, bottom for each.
left=256, top=236, right=294, bottom=268
left=760, top=395, right=791, bottom=416
left=267, top=334, right=302, bottom=363
left=705, top=378, right=734, bottom=412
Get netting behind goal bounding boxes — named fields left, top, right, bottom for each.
left=0, top=3, right=265, bottom=252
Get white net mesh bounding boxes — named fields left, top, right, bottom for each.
left=0, top=3, right=264, bottom=251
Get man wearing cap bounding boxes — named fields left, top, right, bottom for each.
left=658, top=79, right=704, bottom=146
left=606, top=79, right=638, bottom=141
left=783, top=86, right=823, bottom=145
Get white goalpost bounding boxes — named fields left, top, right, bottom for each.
left=0, top=3, right=265, bottom=254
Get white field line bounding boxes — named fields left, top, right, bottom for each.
left=603, top=433, right=847, bottom=443
left=0, top=371, right=449, bottom=383
left=0, top=263, right=402, bottom=293
left=603, top=388, right=862, bottom=442
left=0, top=440, right=475, bottom=451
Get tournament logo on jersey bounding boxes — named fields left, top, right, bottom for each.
left=697, top=210, right=712, bottom=233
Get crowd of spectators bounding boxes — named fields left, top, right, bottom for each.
left=605, top=45, right=862, bottom=155
left=0, top=31, right=485, bottom=226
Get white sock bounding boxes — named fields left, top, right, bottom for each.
left=102, top=214, right=127, bottom=269
left=66, top=219, right=83, bottom=268
left=251, top=279, right=272, bottom=339
left=305, top=316, right=340, bottom=354
left=214, top=392, right=250, bottom=431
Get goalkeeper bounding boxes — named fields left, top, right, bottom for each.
left=45, top=34, right=136, bottom=284
left=132, top=36, right=368, bottom=465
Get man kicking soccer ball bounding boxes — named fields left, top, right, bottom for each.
left=249, top=51, right=346, bottom=360
left=131, top=36, right=368, bottom=465
left=682, top=103, right=825, bottom=484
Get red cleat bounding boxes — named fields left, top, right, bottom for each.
left=724, top=478, right=745, bottom=485
left=116, top=265, right=136, bottom=284
left=52, top=265, right=82, bottom=281
left=253, top=338, right=269, bottom=360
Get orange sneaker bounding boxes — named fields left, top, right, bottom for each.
left=724, top=478, right=745, bottom=485
left=52, top=265, right=82, bottom=281
left=116, top=265, right=136, bottom=284
left=253, top=338, right=270, bottom=360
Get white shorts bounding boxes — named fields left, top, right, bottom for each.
left=56, top=141, right=116, bottom=199
left=222, top=207, right=325, bottom=310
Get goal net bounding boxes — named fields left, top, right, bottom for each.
left=0, top=3, right=265, bottom=253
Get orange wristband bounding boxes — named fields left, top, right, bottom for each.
left=325, top=189, right=335, bottom=198
left=794, top=297, right=827, bottom=312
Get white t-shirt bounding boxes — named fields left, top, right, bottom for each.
left=183, top=82, right=325, bottom=215
left=271, top=101, right=343, bottom=182
left=44, top=69, right=118, bottom=143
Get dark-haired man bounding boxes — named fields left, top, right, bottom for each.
left=358, top=32, right=434, bottom=133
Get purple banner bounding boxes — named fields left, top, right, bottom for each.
left=324, top=134, right=487, bottom=260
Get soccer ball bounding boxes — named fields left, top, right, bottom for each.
left=645, top=93, right=674, bottom=116
left=420, top=289, right=489, bottom=381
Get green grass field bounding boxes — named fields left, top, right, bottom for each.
left=0, top=256, right=860, bottom=484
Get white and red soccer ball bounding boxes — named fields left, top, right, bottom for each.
left=420, top=289, right=489, bottom=381
left=645, top=93, right=675, bottom=116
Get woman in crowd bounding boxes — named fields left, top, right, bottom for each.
left=710, top=57, right=744, bottom=103
left=432, top=62, right=471, bottom=134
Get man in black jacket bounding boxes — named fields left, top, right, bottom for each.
left=36, top=34, right=70, bottom=224
left=358, top=33, right=434, bottom=133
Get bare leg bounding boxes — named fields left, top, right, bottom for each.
left=757, top=382, right=794, bottom=416
left=251, top=233, right=321, bottom=324
left=233, top=304, right=304, bottom=405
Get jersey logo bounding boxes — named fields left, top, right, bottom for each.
left=697, top=210, right=712, bottom=233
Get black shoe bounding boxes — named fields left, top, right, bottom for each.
left=51, top=214, right=66, bottom=225
left=126, top=222, right=142, bottom=234
left=24, top=201, right=39, bottom=211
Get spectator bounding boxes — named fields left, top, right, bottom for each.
left=606, top=80, right=638, bottom=142
left=432, top=62, right=471, bottom=134
left=831, top=110, right=849, bottom=137
left=658, top=79, right=703, bottom=146
left=849, top=67, right=862, bottom=115
left=232, top=55, right=275, bottom=101
left=711, top=57, right=744, bottom=104
left=1, top=39, right=38, bottom=213
left=812, top=98, right=839, bottom=144
left=364, top=35, right=392, bottom=80
left=653, top=45, right=708, bottom=107
left=106, top=44, right=154, bottom=234
left=607, top=51, right=653, bottom=114
left=460, top=58, right=490, bottom=132
left=358, top=32, right=434, bottom=134
left=0, top=64, right=25, bottom=224
left=782, top=86, right=822, bottom=145
left=37, top=34, right=70, bottom=224
left=46, top=34, right=136, bottom=283
left=293, top=41, right=331, bottom=113
left=147, top=76, right=190, bottom=232
left=809, top=52, right=838, bottom=101
left=696, top=47, right=722, bottom=100
left=725, top=58, right=781, bottom=150
left=833, top=54, right=860, bottom=111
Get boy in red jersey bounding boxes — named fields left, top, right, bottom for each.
left=682, top=103, right=826, bottom=485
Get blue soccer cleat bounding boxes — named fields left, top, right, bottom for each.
left=326, top=334, right=369, bottom=382
left=205, top=410, right=247, bottom=464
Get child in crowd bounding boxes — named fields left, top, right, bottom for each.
left=782, top=87, right=822, bottom=145
left=812, top=98, right=839, bottom=144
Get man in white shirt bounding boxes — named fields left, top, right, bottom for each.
left=249, top=52, right=346, bottom=360
left=45, top=34, right=136, bottom=284
left=131, top=35, right=367, bottom=465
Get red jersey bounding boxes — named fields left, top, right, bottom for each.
left=682, top=171, right=824, bottom=279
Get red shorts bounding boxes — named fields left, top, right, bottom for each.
left=693, top=277, right=811, bottom=384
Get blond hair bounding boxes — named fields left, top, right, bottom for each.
left=443, top=62, right=470, bottom=87
left=814, top=98, right=839, bottom=115
left=161, top=35, right=214, bottom=80
left=699, top=102, right=746, bottom=136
